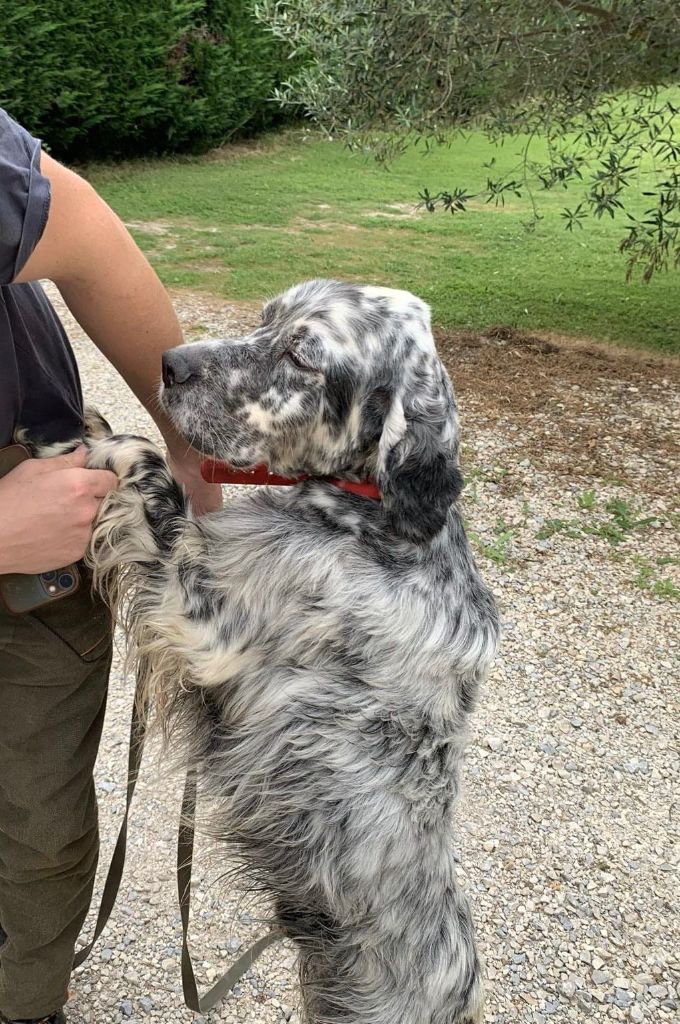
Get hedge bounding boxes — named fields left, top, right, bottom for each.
left=0, top=1, right=293, bottom=159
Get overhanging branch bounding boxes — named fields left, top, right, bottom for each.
left=553, top=0, right=618, bottom=24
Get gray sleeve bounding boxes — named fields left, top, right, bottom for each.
left=0, top=108, right=51, bottom=286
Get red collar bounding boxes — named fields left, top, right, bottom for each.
left=201, top=459, right=381, bottom=500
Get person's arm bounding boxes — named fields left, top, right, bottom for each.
left=14, top=153, right=221, bottom=515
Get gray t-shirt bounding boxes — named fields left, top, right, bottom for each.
left=0, top=108, right=83, bottom=446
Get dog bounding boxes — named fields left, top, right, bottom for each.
left=32, top=279, right=500, bottom=1023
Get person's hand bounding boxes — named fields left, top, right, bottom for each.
left=0, top=447, right=118, bottom=573
left=167, top=447, right=223, bottom=517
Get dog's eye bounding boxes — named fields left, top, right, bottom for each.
left=285, top=349, right=311, bottom=371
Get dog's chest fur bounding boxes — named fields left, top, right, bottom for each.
left=158, top=483, right=496, bottom=832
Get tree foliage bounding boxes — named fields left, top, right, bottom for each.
left=256, top=0, right=680, bottom=280
left=0, top=0, right=294, bottom=159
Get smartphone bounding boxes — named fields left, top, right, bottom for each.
left=0, top=443, right=80, bottom=614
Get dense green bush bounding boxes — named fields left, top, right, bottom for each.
left=0, top=1, right=293, bottom=159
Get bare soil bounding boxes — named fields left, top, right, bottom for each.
left=436, top=324, right=679, bottom=496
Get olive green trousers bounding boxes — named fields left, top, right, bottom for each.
left=0, top=577, right=112, bottom=1020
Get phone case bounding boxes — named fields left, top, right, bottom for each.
left=0, top=443, right=81, bottom=614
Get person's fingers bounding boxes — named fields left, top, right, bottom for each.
left=86, top=469, right=119, bottom=497
left=35, top=445, right=89, bottom=472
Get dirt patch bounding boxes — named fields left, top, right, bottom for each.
left=436, top=324, right=680, bottom=495
left=179, top=261, right=229, bottom=274
left=468, top=198, right=533, bottom=215
left=203, top=137, right=285, bottom=162
left=168, top=289, right=262, bottom=339
left=124, top=219, right=175, bottom=236
left=366, top=202, right=423, bottom=220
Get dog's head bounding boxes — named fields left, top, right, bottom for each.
left=161, top=279, right=463, bottom=541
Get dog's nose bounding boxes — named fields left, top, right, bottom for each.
left=162, top=349, right=194, bottom=387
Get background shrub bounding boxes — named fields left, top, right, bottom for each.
left=0, top=0, right=293, bottom=159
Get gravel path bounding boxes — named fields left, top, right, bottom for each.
left=46, top=285, right=679, bottom=1024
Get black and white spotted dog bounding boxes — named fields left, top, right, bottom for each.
left=35, top=280, right=500, bottom=1023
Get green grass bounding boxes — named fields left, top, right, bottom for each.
left=85, top=129, right=680, bottom=353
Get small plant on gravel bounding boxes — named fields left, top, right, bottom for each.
left=463, top=464, right=513, bottom=505
left=466, top=464, right=509, bottom=484
left=577, top=489, right=597, bottom=510
left=651, top=579, right=680, bottom=599
left=463, top=474, right=480, bottom=505
left=606, top=497, right=657, bottom=532
left=537, top=497, right=659, bottom=546
left=587, top=498, right=658, bottom=545
left=589, top=521, right=628, bottom=544
left=471, top=517, right=515, bottom=566
left=632, top=558, right=680, bottom=601
left=536, top=518, right=582, bottom=541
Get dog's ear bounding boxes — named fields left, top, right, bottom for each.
left=377, top=358, right=463, bottom=543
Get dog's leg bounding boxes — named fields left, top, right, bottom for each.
left=217, top=697, right=484, bottom=1024
left=221, top=695, right=484, bottom=1024
left=284, top=852, right=483, bottom=1024
left=84, top=434, right=232, bottom=716
left=85, top=434, right=190, bottom=569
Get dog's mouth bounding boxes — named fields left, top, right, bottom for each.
left=211, top=456, right=257, bottom=470
left=158, top=386, right=215, bottom=458
left=159, top=385, right=265, bottom=468
left=158, top=377, right=184, bottom=416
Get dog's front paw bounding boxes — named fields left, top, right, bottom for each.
left=87, top=434, right=189, bottom=561
left=86, top=434, right=163, bottom=482
left=86, top=434, right=188, bottom=575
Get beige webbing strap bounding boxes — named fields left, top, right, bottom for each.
left=178, top=770, right=282, bottom=1013
left=74, top=682, right=281, bottom=1012
left=73, top=693, right=147, bottom=968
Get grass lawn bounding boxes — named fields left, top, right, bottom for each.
left=86, top=130, right=680, bottom=354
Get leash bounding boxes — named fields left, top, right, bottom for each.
left=74, top=680, right=281, bottom=1011
left=178, top=771, right=282, bottom=1012
left=72, top=690, right=146, bottom=969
